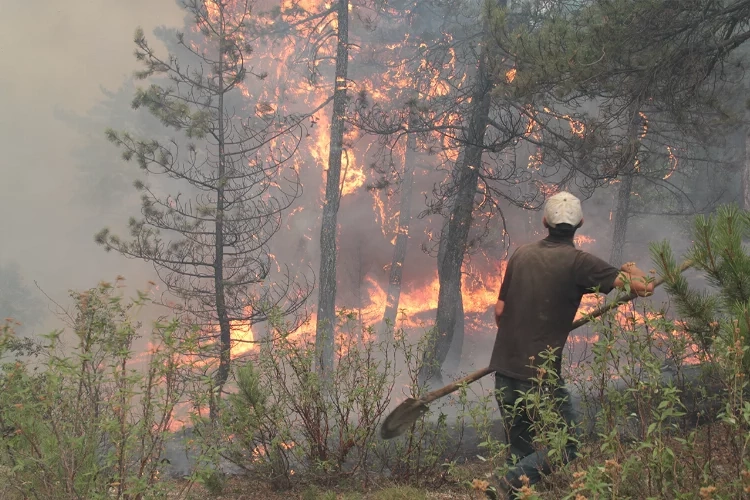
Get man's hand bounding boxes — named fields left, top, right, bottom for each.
left=494, top=299, right=504, bottom=327
left=621, top=262, right=647, bottom=277
left=616, top=262, right=654, bottom=296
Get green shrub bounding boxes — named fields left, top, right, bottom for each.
left=211, top=309, right=476, bottom=489
left=371, top=485, right=426, bottom=499
left=0, top=279, right=195, bottom=499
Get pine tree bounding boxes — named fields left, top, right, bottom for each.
left=96, top=0, right=310, bottom=402
left=652, top=204, right=750, bottom=370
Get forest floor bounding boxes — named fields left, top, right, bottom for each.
left=168, top=470, right=487, bottom=500
left=165, top=421, right=744, bottom=500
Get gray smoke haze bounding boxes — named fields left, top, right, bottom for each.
left=1, top=1, right=186, bottom=332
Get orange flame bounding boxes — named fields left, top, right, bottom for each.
left=229, top=320, right=256, bottom=358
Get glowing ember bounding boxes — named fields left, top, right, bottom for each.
left=574, top=234, right=595, bottom=247
left=538, top=182, right=559, bottom=197
left=664, top=145, right=678, bottom=179
left=638, top=112, right=649, bottom=139
left=568, top=119, right=585, bottom=137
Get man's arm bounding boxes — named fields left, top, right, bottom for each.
left=495, top=257, right=513, bottom=326
left=494, top=299, right=504, bottom=326
left=614, top=262, right=654, bottom=296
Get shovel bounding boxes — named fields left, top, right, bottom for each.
left=380, top=260, right=692, bottom=440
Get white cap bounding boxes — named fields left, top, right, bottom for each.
left=544, top=191, right=583, bottom=227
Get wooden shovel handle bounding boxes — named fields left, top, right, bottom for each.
left=419, top=259, right=692, bottom=404
left=421, top=367, right=494, bottom=404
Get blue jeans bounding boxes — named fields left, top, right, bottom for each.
left=495, top=374, right=579, bottom=490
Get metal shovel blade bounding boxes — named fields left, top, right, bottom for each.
left=380, top=367, right=493, bottom=440
left=380, top=397, right=429, bottom=439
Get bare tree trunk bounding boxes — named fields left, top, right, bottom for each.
left=382, top=104, right=418, bottom=336
left=354, top=238, right=366, bottom=343
left=609, top=174, right=633, bottom=267
left=316, top=0, right=349, bottom=376
left=419, top=51, right=493, bottom=386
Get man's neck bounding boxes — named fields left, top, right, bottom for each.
left=544, top=230, right=575, bottom=245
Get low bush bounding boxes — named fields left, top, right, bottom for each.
left=209, top=310, right=485, bottom=489
left=0, top=279, right=194, bottom=499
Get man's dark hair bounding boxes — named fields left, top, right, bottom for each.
left=548, top=223, right=578, bottom=238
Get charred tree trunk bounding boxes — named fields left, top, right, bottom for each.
left=609, top=174, right=633, bottom=267
left=382, top=105, right=418, bottom=336
left=440, top=215, right=465, bottom=377
left=316, top=0, right=349, bottom=376
left=609, top=107, right=643, bottom=267
left=419, top=51, right=493, bottom=386
left=354, top=238, right=367, bottom=343
left=214, top=17, right=231, bottom=404
left=743, top=125, right=750, bottom=210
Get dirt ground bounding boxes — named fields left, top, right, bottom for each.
left=167, top=460, right=495, bottom=500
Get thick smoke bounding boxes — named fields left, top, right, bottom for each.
left=0, top=1, right=189, bottom=335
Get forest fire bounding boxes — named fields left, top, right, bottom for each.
left=4, top=0, right=748, bottom=495
left=115, top=0, right=700, bottom=396
left=225, top=224, right=695, bottom=370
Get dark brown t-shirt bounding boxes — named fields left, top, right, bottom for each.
left=489, top=235, right=620, bottom=380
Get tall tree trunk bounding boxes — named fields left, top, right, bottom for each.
left=354, top=238, right=366, bottom=343
left=316, top=0, right=349, bottom=376
left=440, top=215, right=465, bottom=376
left=743, top=124, right=750, bottom=210
left=419, top=49, right=494, bottom=386
left=214, top=10, right=231, bottom=414
left=382, top=104, right=418, bottom=336
left=609, top=174, right=633, bottom=267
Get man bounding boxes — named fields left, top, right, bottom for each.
left=486, top=191, right=653, bottom=499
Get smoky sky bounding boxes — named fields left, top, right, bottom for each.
left=0, top=1, right=185, bottom=330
